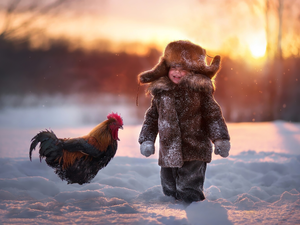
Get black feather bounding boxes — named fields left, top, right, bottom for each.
left=55, top=141, right=118, bottom=184
left=29, top=130, right=63, bottom=162
left=30, top=129, right=118, bottom=185
left=62, top=138, right=101, bottom=157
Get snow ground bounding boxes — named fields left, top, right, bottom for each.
left=0, top=99, right=300, bottom=224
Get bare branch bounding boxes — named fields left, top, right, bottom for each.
left=277, top=0, right=283, bottom=59
left=0, top=0, right=71, bottom=40
left=6, top=0, right=21, bottom=13
left=1, top=0, right=21, bottom=37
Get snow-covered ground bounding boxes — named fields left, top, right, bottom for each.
left=0, top=97, right=300, bottom=224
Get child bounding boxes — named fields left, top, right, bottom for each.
left=138, top=40, right=230, bottom=203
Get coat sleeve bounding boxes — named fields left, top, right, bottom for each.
left=138, top=97, right=159, bottom=144
left=200, top=92, right=230, bottom=143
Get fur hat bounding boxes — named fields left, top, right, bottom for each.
left=138, top=40, right=221, bottom=84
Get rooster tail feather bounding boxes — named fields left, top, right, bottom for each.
left=29, top=129, right=63, bottom=162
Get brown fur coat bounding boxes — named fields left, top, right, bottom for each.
left=138, top=73, right=230, bottom=167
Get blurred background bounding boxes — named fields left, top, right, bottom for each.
left=0, top=0, right=300, bottom=128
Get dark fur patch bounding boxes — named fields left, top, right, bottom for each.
left=147, top=73, right=213, bottom=95
left=138, top=58, right=169, bottom=84
left=138, top=40, right=221, bottom=84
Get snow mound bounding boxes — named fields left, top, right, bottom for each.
left=1, top=145, right=300, bottom=224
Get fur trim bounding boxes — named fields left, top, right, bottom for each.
left=148, top=76, right=175, bottom=95
left=138, top=57, right=168, bottom=84
left=148, top=73, right=213, bottom=95
left=138, top=40, right=221, bottom=84
left=180, top=73, right=214, bottom=93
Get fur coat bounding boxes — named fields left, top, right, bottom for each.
left=138, top=73, right=230, bottom=168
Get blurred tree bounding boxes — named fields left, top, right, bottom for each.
left=0, top=0, right=72, bottom=43
left=273, top=0, right=284, bottom=119
left=218, top=0, right=299, bottom=120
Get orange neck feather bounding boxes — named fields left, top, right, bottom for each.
left=87, top=119, right=113, bottom=151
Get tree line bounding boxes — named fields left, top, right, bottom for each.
left=0, top=37, right=299, bottom=122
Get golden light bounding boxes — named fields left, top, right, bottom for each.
left=249, top=42, right=266, bottom=58
left=248, top=35, right=267, bottom=58
left=4, top=0, right=293, bottom=60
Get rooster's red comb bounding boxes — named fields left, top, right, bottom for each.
left=107, top=112, right=123, bottom=125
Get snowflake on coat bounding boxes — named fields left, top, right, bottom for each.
left=138, top=40, right=230, bottom=167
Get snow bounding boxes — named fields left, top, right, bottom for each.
left=0, top=101, right=300, bottom=224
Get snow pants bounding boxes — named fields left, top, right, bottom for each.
left=160, top=160, right=207, bottom=203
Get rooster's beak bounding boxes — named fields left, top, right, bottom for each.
left=119, top=126, right=123, bottom=130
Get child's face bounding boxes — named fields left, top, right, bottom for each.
left=168, top=66, right=188, bottom=84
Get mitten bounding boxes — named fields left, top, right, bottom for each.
left=214, top=140, right=230, bottom=158
left=140, top=141, right=155, bottom=157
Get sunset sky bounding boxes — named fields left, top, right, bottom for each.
left=1, top=0, right=300, bottom=60
left=45, top=0, right=269, bottom=58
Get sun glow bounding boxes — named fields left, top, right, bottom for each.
left=248, top=35, right=267, bottom=58
left=249, top=42, right=266, bottom=58
left=4, top=0, right=296, bottom=60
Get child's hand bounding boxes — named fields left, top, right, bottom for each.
left=214, top=140, right=230, bottom=158
left=140, top=141, right=155, bottom=157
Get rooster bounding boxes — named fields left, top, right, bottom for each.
left=29, top=112, right=123, bottom=185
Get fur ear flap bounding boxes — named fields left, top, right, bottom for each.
left=138, top=57, right=169, bottom=84
left=201, top=55, right=221, bottom=79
